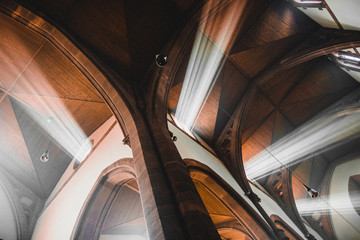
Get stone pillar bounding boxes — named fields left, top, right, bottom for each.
left=128, top=114, right=221, bottom=240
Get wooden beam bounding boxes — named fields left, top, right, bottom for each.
left=217, top=28, right=360, bottom=174
left=216, top=27, right=360, bottom=239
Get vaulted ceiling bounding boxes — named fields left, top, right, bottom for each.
left=166, top=1, right=360, bottom=239
left=1, top=0, right=360, bottom=239
left=99, top=179, right=147, bottom=240
left=16, top=0, right=200, bottom=84
left=0, top=10, right=112, bottom=197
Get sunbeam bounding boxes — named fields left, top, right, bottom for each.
left=296, top=194, right=360, bottom=216
left=0, top=39, right=93, bottom=163
left=13, top=76, right=93, bottom=163
left=245, top=103, right=360, bottom=180
left=174, top=0, right=244, bottom=133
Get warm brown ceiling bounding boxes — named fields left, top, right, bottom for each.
left=168, top=0, right=322, bottom=145
left=2, top=0, right=360, bottom=238
left=17, top=0, right=200, bottom=83
left=0, top=11, right=112, bottom=197
left=166, top=1, right=360, bottom=238
left=194, top=180, right=254, bottom=240
left=242, top=56, right=359, bottom=163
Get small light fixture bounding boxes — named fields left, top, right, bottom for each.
left=169, top=131, right=177, bottom=141
left=40, top=150, right=49, bottom=162
left=155, top=54, right=168, bottom=67
left=302, top=183, right=319, bottom=198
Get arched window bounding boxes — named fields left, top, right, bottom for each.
left=73, top=160, right=148, bottom=240
left=193, top=180, right=254, bottom=240
left=349, top=174, right=360, bottom=216
left=185, top=159, right=273, bottom=240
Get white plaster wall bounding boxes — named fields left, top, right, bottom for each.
left=32, top=117, right=322, bottom=239
left=32, top=116, right=132, bottom=240
left=0, top=181, right=17, bottom=240
left=327, top=0, right=360, bottom=31
left=45, top=116, right=118, bottom=206
left=297, top=7, right=339, bottom=29
left=168, top=122, right=322, bottom=239
left=330, top=158, right=360, bottom=240
left=296, top=0, right=360, bottom=31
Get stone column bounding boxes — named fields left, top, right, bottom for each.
left=128, top=114, right=221, bottom=240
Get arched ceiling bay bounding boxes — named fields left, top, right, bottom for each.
left=3, top=0, right=360, bottom=239
left=168, top=0, right=320, bottom=145
left=0, top=10, right=112, bottom=198
left=16, top=0, right=200, bottom=83
left=166, top=0, right=360, bottom=239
